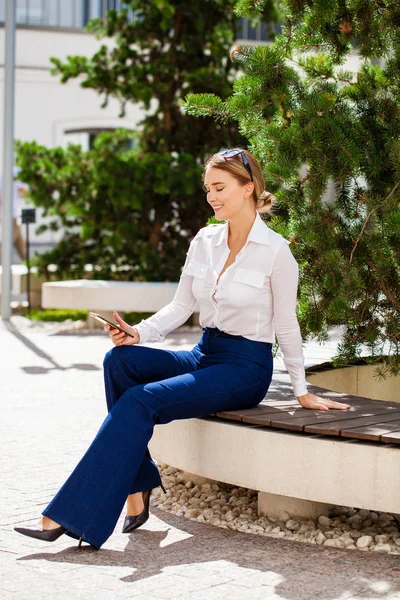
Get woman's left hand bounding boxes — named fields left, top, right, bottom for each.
left=297, top=392, right=350, bottom=411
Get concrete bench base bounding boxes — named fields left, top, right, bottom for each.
left=258, top=491, right=329, bottom=520
left=176, top=471, right=328, bottom=519
left=149, top=417, right=400, bottom=519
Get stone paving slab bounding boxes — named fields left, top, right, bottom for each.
left=1, top=318, right=400, bottom=600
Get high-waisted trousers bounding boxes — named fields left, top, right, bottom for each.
left=42, top=327, right=273, bottom=548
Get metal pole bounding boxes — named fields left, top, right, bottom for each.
left=1, top=0, right=16, bottom=320
left=82, top=0, right=89, bottom=27
left=25, top=219, right=30, bottom=313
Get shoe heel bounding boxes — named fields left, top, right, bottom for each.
left=76, top=536, right=98, bottom=550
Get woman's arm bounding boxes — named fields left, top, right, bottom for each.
left=270, top=241, right=308, bottom=398
left=133, top=238, right=199, bottom=344
left=271, top=242, right=350, bottom=411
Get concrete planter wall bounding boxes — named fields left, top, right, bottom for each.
left=306, top=364, right=400, bottom=403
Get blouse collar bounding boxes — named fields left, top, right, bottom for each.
left=213, top=212, right=270, bottom=247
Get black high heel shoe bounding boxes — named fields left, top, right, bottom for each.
left=14, top=524, right=68, bottom=542
left=122, top=483, right=166, bottom=534
left=15, top=524, right=98, bottom=549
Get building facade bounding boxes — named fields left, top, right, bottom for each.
left=0, top=1, right=361, bottom=257
left=0, top=0, right=275, bottom=256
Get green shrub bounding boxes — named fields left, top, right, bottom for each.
left=23, top=309, right=88, bottom=322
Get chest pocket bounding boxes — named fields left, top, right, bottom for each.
left=183, top=259, right=208, bottom=279
left=232, top=268, right=265, bottom=288
left=230, top=268, right=266, bottom=306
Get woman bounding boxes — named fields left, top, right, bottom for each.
left=15, top=148, right=350, bottom=549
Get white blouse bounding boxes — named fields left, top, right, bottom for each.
left=135, top=212, right=308, bottom=398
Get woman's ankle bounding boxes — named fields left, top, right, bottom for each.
left=41, top=515, right=61, bottom=530
left=126, top=492, right=144, bottom=516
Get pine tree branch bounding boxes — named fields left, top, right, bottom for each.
left=349, top=182, right=399, bottom=264
left=377, top=277, right=400, bottom=313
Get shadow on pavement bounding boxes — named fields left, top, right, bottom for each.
left=16, top=507, right=400, bottom=599
left=5, top=321, right=100, bottom=374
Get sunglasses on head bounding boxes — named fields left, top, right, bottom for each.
left=217, top=148, right=254, bottom=181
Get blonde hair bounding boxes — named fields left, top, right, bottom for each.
left=203, top=148, right=275, bottom=214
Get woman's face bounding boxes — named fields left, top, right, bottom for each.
left=204, top=167, right=254, bottom=221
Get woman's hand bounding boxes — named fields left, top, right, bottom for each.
left=297, top=392, right=350, bottom=411
left=105, top=311, right=140, bottom=346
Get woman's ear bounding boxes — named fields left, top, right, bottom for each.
left=245, top=181, right=255, bottom=197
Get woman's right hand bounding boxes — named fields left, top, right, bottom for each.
left=105, top=311, right=140, bottom=346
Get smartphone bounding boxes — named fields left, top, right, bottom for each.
left=89, top=312, right=135, bottom=338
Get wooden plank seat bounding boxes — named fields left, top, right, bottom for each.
left=214, top=371, right=400, bottom=444
left=149, top=368, right=400, bottom=519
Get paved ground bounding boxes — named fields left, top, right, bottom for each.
left=1, top=318, right=400, bottom=600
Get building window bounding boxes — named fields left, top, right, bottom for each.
left=0, top=2, right=280, bottom=38
left=63, top=128, right=137, bottom=151
left=0, top=0, right=131, bottom=29
left=237, top=17, right=281, bottom=42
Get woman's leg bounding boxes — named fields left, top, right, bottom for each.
left=103, top=344, right=202, bottom=494
left=42, top=361, right=270, bottom=549
left=103, top=344, right=202, bottom=410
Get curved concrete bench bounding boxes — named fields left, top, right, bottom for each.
left=149, top=374, right=400, bottom=520
left=42, top=279, right=400, bottom=520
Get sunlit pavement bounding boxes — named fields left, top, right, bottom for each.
left=1, top=319, right=399, bottom=600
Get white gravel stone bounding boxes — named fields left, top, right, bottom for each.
left=373, top=544, right=392, bottom=553
left=375, top=534, right=391, bottom=544
left=356, top=535, right=373, bottom=549
left=279, top=511, right=290, bottom=522
left=185, top=508, right=201, bottom=518
left=347, top=514, right=363, bottom=525
left=154, top=464, right=400, bottom=555
left=378, top=513, right=394, bottom=522
left=324, top=539, right=342, bottom=548
left=318, top=516, right=332, bottom=528
left=271, top=526, right=281, bottom=534
left=370, top=512, right=379, bottom=522
left=249, top=524, right=265, bottom=534
left=343, top=538, right=356, bottom=548
left=316, top=532, right=327, bottom=544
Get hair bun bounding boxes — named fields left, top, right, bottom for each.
left=256, top=190, right=275, bottom=214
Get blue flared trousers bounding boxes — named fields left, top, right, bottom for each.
left=42, top=327, right=273, bottom=548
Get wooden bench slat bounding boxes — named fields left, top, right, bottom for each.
left=381, top=430, right=400, bottom=443
left=213, top=384, right=400, bottom=443
left=242, top=406, right=308, bottom=427
left=304, top=411, right=400, bottom=437
left=341, top=419, right=400, bottom=442
left=215, top=402, right=300, bottom=421
left=246, top=406, right=400, bottom=430
left=238, top=406, right=400, bottom=436
left=307, top=387, right=400, bottom=409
